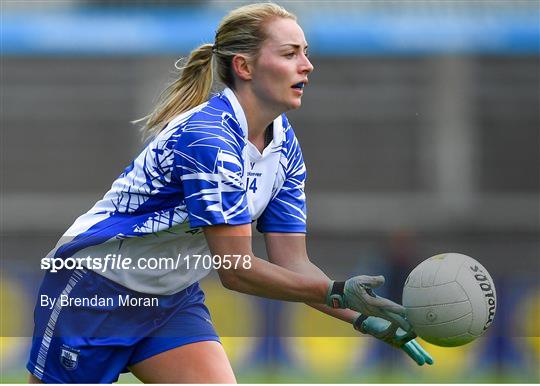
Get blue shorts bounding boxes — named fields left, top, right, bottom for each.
left=27, top=268, right=219, bottom=383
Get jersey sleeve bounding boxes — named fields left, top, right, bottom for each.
left=174, top=121, right=251, bottom=228
left=257, top=126, right=307, bottom=233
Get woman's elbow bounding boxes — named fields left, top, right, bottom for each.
left=217, top=269, right=240, bottom=291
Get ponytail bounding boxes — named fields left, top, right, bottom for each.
left=138, top=43, right=214, bottom=139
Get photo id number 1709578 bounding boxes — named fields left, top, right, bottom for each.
left=184, top=254, right=252, bottom=270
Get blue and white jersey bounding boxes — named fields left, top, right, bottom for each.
left=46, top=88, right=307, bottom=295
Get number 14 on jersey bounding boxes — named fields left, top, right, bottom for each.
left=246, top=177, right=258, bottom=193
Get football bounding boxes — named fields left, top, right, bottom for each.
left=402, top=253, right=497, bottom=347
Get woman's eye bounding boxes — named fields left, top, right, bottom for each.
left=285, top=52, right=295, bottom=58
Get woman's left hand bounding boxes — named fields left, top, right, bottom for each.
left=353, top=315, right=434, bottom=366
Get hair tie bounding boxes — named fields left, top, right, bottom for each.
left=212, top=30, right=220, bottom=54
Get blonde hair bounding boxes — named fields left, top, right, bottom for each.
left=138, top=3, right=296, bottom=139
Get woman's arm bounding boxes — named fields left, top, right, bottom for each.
left=263, top=233, right=434, bottom=365
left=264, top=232, right=360, bottom=325
left=205, top=224, right=410, bottom=330
left=203, top=224, right=331, bottom=304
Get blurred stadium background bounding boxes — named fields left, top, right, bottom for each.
left=1, top=0, right=539, bottom=383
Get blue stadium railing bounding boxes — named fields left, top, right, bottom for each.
left=2, top=7, right=539, bottom=56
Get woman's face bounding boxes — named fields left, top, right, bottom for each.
left=250, top=17, right=314, bottom=112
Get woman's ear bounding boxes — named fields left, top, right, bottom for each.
left=231, top=54, right=253, bottom=81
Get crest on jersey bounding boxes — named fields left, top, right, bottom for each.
left=60, top=346, right=79, bottom=370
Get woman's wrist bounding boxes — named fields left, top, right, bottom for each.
left=353, top=314, right=369, bottom=331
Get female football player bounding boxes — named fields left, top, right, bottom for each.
left=28, top=3, right=431, bottom=383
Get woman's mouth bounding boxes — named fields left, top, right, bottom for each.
left=291, top=82, right=305, bottom=96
